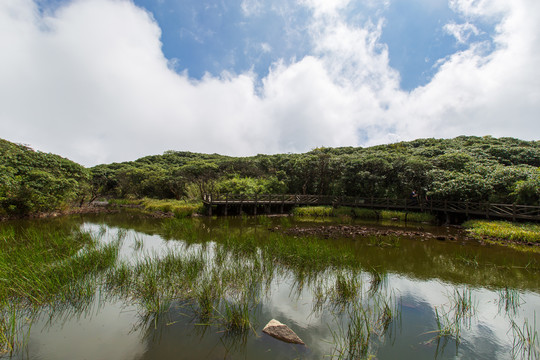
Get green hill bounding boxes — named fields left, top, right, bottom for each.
left=0, top=139, right=89, bottom=216
left=91, top=136, right=540, bottom=205
left=1, top=136, right=539, bottom=217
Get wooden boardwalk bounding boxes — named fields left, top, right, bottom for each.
left=202, top=193, right=540, bottom=221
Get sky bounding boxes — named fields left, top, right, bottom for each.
left=1, top=0, right=539, bottom=166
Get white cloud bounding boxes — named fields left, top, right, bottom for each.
left=260, top=42, right=272, bottom=53
left=444, top=21, right=480, bottom=43
left=241, top=0, right=263, bottom=16
left=0, top=0, right=538, bottom=166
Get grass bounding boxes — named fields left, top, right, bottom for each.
left=511, top=315, right=539, bottom=360
left=1, top=216, right=534, bottom=358
left=329, top=290, right=401, bottom=359
left=331, top=305, right=372, bottom=359
left=109, top=198, right=203, bottom=218
left=428, top=287, right=476, bottom=352
left=293, top=206, right=435, bottom=223
left=0, top=224, right=119, bottom=354
left=463, top=220, right=540, bottom=245
left=498, top=287, right=522, bottom=316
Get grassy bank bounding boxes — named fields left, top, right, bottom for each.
left=293, top=206, right=435, bottom=223
left=0, top=224, right=119, bottom=353
left=463, top=220, right=540, bottom=250
left=109, top=198, right=203, bottom=218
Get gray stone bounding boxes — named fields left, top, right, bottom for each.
left=262, top=319, right=305, bottom=345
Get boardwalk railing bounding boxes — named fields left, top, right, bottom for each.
left=202, top=193, right=540, bottom=221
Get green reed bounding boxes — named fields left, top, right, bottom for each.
left=511, top=314, right=539, bottom=360
left=498, top=287, right=522, bottom=317
left=0, top=224, right=119, bottom=354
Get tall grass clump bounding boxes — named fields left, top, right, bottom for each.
left=463, top=220, right=540, bottom=244
left=109, top=198, right=203, bottom=217
left=428, top=287, right=476, bottom=350
left=293, top=206, right=334, bottom=217
left=0, top=225, right=118, bottom=304
left=292, top=205, right=435, bottom=223
left=329, top=289, right=401, bottom=360
left=498, top=287, right=522, bottom=316
left=0, top=224, right=119, bottom=354
left=331, top=305, right=372, bottom=359
left=141, top=199, right=203, bottom=218
left=511, top=315, right=539, bottom=360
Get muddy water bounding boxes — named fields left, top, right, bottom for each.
left=3, top=212, right=540, bottom=359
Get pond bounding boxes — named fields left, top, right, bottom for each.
left=1, top=212, right=539, bottom=359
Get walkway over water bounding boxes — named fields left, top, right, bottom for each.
left=203, top=193, right=540, bottom=221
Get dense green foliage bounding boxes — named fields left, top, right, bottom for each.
left=0, top=139, right=89, bottom=216
left=1, top=136, right=539, bottom=216
left=90, top=136, right=540, bottom=205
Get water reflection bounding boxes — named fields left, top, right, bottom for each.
left=2, top=213, right=539, bottom=359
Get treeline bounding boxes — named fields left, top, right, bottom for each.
left=0, top=139, right=88, bottom=215
left=1, top=136, right=539, bottom=216
left=91, top=136, right=539, bottom=205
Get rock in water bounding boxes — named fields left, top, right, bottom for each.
left=262, top=319, right=305, bottom=345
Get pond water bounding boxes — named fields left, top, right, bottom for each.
left=2, top=212, right=539, bottom=359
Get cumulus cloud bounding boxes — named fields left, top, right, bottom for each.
left=0, top=0, right=538, bottom=166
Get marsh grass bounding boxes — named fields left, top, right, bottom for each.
left=293, top=206, right=435, bottom=224
left=331, top=271, right=362, bottom=310
left=368, top=268, right=388, bottom=295
left=331, top=305, right=372, bottom=359
left=428, top=287, right=476, bottom=351
left=109, top=198, right=203, bottom=218
left=293, top=206, right=334, bottom=217
left=463, top=220, right=540, bottom=244
left=0, top=224, right=119, bottom=354
left=498, top=287, right=522, bottom=316
left=329, top=289, right=401, bottom=359
left=511, top=315, right=539, bottom=360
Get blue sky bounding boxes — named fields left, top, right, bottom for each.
left=1, top=0, right=538, bottom=165
left=128, top=0, right=492, bottom=90
left=36, top=0, right=496, bottom=90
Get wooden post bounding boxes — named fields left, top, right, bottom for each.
left=224, top=193, right=229, bottom=216
left=281, top=194, right=285, bottom=214
left=239, top=193, right=244, bottom=215
left=512, top=203, right=516, bottom=222
left=254, top=193, right=258, bottom=215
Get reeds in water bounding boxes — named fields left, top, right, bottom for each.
left=498, top=287, right=522, bottom=316
left=511, top=314, right=539, bottom=360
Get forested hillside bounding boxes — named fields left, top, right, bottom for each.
left=91, top=136, right=540, bottom=205
left=1, top=136, right=539, bottom=216
left=0, top=139, right=89, bottom=215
